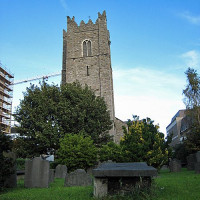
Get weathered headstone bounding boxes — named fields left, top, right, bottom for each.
left=195, top=162, right=200, bottom=173
left=194, top=151, right=200, bottom=173
left=169, top=159, right=181, bottom=172
left=92, top=162, right=157, bottom=198
left=3, top=152, right=17, bottom=188
left=187, top=154, right=197, bottom=170
left=55, top=164, right=67, bottom=178
left=161, top=165, right=168, bottom=170
left=24, top=157, right=50, bottom=188
left=64, top=169, right=92, bottom=187
left=49, top=169, right=55, bottom=183
left=195, top=151, right=200, bottom=163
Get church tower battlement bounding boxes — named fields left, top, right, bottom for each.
left=62, top=11, right=116, bottom=139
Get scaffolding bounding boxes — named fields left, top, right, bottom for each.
left=0, top=63, right=14, bottom=134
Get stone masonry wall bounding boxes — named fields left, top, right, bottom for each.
left=62, top=11, right=116, bottom=138
left=115, top=117, right=128, bottom=144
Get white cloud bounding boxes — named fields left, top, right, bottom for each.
left=179, top=11, right=200, bottom=25
left=182, top=50, right=200, bottom=68
left=113, top=67, right=185, bottom=135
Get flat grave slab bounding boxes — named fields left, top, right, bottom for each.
left=93, top=162, right=157, bottom=177
left=92, top=162, right=157, bottom=198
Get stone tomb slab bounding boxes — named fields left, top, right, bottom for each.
left=92, top=162, right=157, bottom=198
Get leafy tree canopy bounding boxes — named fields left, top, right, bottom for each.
left=183, top=68, right=200, bottom=153
left=99, top=141, right=124, bottom=163
left=120, top=116, right=169, bottom=168
left=57, top=133, right=98, bottom=172
left=14, top=82, right=112, bottom=157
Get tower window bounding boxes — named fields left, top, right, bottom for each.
left=83, top=40, right=91, bottom=57
left=87, top=66, right=89, bottom=76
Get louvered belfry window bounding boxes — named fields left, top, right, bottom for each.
left=83, top=40, right=91, bottom=57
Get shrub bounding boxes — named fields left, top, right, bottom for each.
left=120, top=117, right=168, bottom=169
left=16, top=158, right=29, bottom=170
left=57, top=133, right=98, bottom=172
left=99, top=141, right=124, bottom=162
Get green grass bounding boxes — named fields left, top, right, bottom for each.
left=154, top=168, right=200, bottom=200
left=1, top=168, right=200, bottom=200
left=0, top=179, right=93, bottom=200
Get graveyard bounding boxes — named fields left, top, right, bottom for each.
left=1, top=1, right=200, bottom=200
left=1, top=168, right=200, bottom=200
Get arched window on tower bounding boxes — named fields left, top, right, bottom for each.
left=83, top=40, right=91, bottom=57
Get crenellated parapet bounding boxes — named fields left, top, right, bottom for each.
left=66, top=10, right=107, bottom=32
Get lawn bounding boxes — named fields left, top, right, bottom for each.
left=1, top=168, right=200, bottom=200
left=154, top=168, right=200, bottom=200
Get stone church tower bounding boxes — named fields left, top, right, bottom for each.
left=62, top=11, right=125, bottom=142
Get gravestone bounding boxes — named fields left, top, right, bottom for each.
left=64, top=169, right=92, bottom=187
left=194, top=151, right=200, bottom=173
left=195, top=163, right=200, bottom=173
left=55, top=164, right=67, bottom=178
left=161, top=165, right=168, bottom=170
left=169, top=159, right=181, bottom=172
left=3, top=152, right=17, bottom=188
left=187, top=154, right=197, bottom=170
left=92, top=162, right=157, bottom=198
left=24, top=157, right=50, bottom=188
left=49, top=169, right=55, bottom=183
left=195, top=151, right=200, bottom=163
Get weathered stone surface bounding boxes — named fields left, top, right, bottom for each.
left=195, top=162, right=200, bottom=174
left=49, top=169, right=55, bottom=183
left=187, top=154, right=197, bottom=170
left=161, top=165, right=168, bottom=170
left=55, top=164, right=67, bottom=178
left=196, top=151, right=200, bottom=163
left=93, top=178, right=108, bottom=198
left=115, top=118, right=128, bottom=144
left=62, top=11, right=127, bottom=142
left=93, top=162, right=156, bottom=197
left=3, top=152, right=17, bottom=188
left=24, top=157, right=50, bottom=188
left=64, top=169, right=92, bottom=187
left=93, top=162, right=157, bottom=177
left=169, top=159, right=181, bottom=172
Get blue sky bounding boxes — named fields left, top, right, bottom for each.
left=0, top=0, right=200, bottom=134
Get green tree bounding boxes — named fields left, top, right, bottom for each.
left=173, top=142, right=189, bottom=164
left=57, top=133, right=98, bottom=172
left=183, top=68, right=200, bottom=153
left=0, top=130, right=14, bottom=190
left=120, top=116, right=168, bottom=168
left=14, top=82, right=112, bottom=157
left=99, top=141, right=124, bottom=162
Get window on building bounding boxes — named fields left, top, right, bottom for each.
left=83, top=40, right=91, bottom=57
left=87, top=66, right=89, bottom=76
